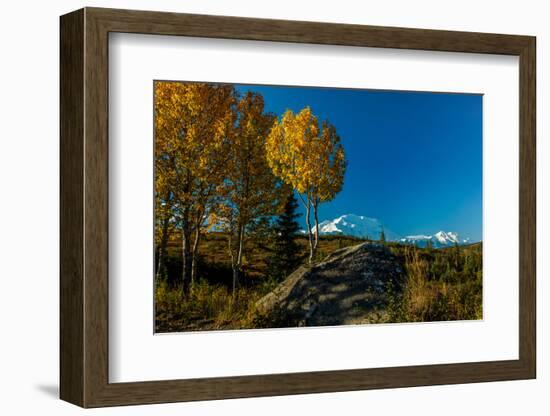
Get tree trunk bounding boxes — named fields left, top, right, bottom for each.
left=181, top=220, right=192, bottom=298
left=155, top=213, right=170, bottom=280
left=236, top=223, right=245, bottom=276
left=228, top=233, right=236, bottom=296
left=232, top=267, right=239, bottom=298
left=190, top=226, right=201, bottom=287
left=231, top=223, right=245, bottom=297
left=305, top=201, right=314, bottom=265
left=179, top=173, right=193, bottom=298
left=313, top=199, right=320, bottom=251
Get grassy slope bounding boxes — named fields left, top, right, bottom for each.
left=162, top=232, right=364, bottom=283
left=156, top=233, right=482, bottom=332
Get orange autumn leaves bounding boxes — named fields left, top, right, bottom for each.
left=154, top=81, right=346, bottom=294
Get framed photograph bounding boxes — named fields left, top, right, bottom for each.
left=60, top=7, right=536, bottom=408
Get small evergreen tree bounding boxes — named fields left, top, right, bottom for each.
left=454, top=241, right=461, bottom=269
left=379, top=227, right=386, bottom=244
left=269, top=192, right=302, bottom=281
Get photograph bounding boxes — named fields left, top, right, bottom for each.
left=154, top=80, right=483, bottom=333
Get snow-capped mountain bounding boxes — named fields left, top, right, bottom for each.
left=308, top=214, right=472, bottom=248
left=398, top=231, right=471, bottom=248
left=311, top=214, right=401, bottom=241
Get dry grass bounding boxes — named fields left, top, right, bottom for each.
left=163, top=232, right=363, bottom=282
left=156, top=233, right=365, bottom=332
left=155, top=278, right=278, bottom=332
left=156, top=233, right=482, bottom=331
left=387, top=243, right=482, bottom=322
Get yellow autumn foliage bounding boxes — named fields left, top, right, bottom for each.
left=266, top=107, right=346, bottom=203
left=266, top=106, right=346, bottom=263
left=154, top=81, right=236, bottom=210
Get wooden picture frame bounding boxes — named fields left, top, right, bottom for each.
left=60, top=7, right=536, bottom=408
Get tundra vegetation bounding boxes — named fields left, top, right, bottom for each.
left=154, top=81, right=482, bottom=332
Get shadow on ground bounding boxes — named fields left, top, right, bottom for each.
left=35, top=384, right=58, bottom=399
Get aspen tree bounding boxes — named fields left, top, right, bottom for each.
left=266, top=107, right=346, bottom=264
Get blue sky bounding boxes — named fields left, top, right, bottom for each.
left=235, top=84, right=483, bottom=241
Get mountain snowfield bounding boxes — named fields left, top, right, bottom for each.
left=312, top=214, right=401, bottom=241
left=306, top=214, right=472, bottom=248
left=398, top=231, right=471, bottom=248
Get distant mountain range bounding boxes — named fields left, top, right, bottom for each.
left=304, top=214, right=473, bottom=248
left=397, top=231, right=471, bottom=248
left=312, top=214, right=401, bottom=241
